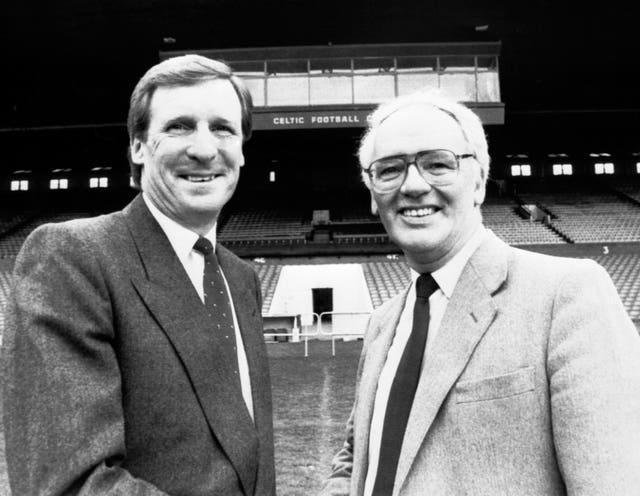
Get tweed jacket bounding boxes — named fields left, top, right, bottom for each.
left=2, top=195, right=275, bottom=495
left=322, top=230, right=640, bottom=496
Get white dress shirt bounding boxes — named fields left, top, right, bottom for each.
left=363, top=225, right=486, bottom=495
left=143, top=194, right=255, bottom=421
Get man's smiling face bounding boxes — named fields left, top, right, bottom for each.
left=131, top=79, right=244, bottom=234
left=369, top=105, right=485, bottom=271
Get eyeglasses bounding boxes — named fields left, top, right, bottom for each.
left=363, top=149, right=476, bottom=193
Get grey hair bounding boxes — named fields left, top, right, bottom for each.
left=358, top=89, right=490, bottom=187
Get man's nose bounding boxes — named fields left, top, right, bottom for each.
left=400, top=162, right=432, bottom=195
left=186, top=126, right=219, bottom=162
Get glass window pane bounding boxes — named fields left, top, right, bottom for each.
left=309, top=58, right=351, bottom=74
left=604, top=162, right=614, bottom=174
left=439, top=56, right=476, bottom=101
left=477, top=56, right=500, bottom=102
left=477, top=72, right=500, bottom=102
left=309, top=58, right=352, bottom=104
left=636, top=162, right=640, bottom=174
left=353, top=74, right=395, bottom=103
left=397, top=72, right=439, bottom=95
left=10, top=180, right=19, bottom=191
left=90, top=177, right=98, bottom=188
left=233, top=61, right=266, bottom=107
left=265, top=60, right=309, bottom=106
left=397, top=56, right=437, bottom=71
left=397, top=56, right=438, bottom=95
left=553, top=164, right=562, bottom=175
left=310, top=76, right=352, bottom=104
left=242, top=77, right=265, bottom=106
left=20, top=180, right=29, bottom=191
left=50, top=179, right=58, bottom=189
left=267, top=76, right=308, bottom=106
left=60, top=178, right=68, bottom=189
left=99, top=177, right=108, bottom=187
left=595, top=163, right=604, bottom=174
left=562, top=163, right=573, bottom=175
left=353, top=57, right=394, bottom=73
left=511, top=165, right=521, bottom=176
left=353, top=57, right=394, bottom=103
left=267, top=60, right=307, bottom=74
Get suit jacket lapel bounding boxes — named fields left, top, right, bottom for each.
left=352, top=290, right=409, bottom=496
left=394, top=231, right=507, bottom=494
left=122, top=196, right=259, bottom=494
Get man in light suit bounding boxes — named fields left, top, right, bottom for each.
left=3, top=55, right=275, bottom=495
left=322, top=91, right=640, bottom=495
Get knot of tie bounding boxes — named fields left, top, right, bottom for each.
left=416, top=273, right=438, bottom=299
left=193, top=236, right=214, bottom=256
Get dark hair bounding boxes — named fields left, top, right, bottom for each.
left=127, top=54, right=253, bottom=189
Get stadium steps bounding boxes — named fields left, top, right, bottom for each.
left=361, top=260, right=411, bottom=308
left=518, top=192, right=640, bottom=243
left=253, top=263, right=283, bottom=314
left=482, top=199, right=566, bottom=245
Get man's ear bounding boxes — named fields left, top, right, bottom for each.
left=370, top=190, right=379, bottom=216
left=473, top=171, right=486, bottom=207
left=130, top=138, right=145, bottom=165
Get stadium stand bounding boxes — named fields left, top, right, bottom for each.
left=518, top=191, right=640, bottom=243
left=218, top=207, right=309, bottom=246
left=614, top=185, right=640, bottom=204
left=595, top=253, right=640, bottom=321
left=362, top=260, right=411, bottom=308
left=0, top=196, right=638, bottom=323
left=0, top=210, right=40, bottom=236
left=253, top=262, right=283, bottom=314
left=481, top=198, right=566, bottom=244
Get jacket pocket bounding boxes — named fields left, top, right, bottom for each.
left=455, top=366, right=535, bottom=403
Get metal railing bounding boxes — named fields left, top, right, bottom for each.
left=263, top=310, right=371, bottom=356
left=318, top=311, right=369, bottom=356
left=263, top=312, right=320, bottom=356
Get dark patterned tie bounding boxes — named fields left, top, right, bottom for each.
left=193, top=237, right=240, bottom=380
left=372, top=273, right=439, bottom=496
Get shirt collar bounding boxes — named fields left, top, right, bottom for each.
left=142, top=193, right=217, bottom=257
left=409, top=225, right=486, bottom=298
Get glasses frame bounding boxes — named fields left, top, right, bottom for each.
left=363, top=148, right=476, bottom=193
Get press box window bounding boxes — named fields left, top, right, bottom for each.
left=511, top=164, right=531, bottom=176
left=50, top=178, right=69, bottom=190
left=552, top=163, right=573, bottom=176
left=90, top=177, right=109, bottom=188
left=10, top=180, right=29, bottom=191
left=594, top=162, right=614, bottom=175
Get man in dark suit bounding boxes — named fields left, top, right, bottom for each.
left=3, top=54, right=275, bottom=495
left=322, top=91, right=640, bottom=495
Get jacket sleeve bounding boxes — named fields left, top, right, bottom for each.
left=319, top=406, right=355, bottom=496
left=2, top=223, right=168, bottom=496
left=548, top=259, right=640, bottom=495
